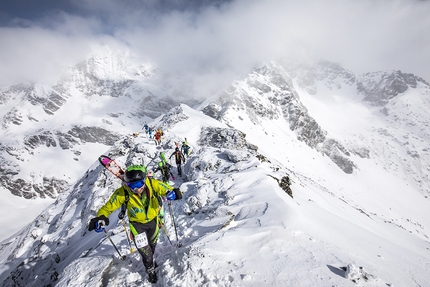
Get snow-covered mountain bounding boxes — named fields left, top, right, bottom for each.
left=1, top=101, right=429, bottom=286
left=0, top=46, right=201, bottom=200
left=202, top=60, right=430, bottom=194
left=2, top=48, right=428, bottom=201
left=1, top=51, right=430, bottom=286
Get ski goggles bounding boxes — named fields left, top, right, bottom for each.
left=126, top=179, right=145, bottom=191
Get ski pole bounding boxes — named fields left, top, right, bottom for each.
left=103, top=228, right=126, bottom=260
left=159, top=221, right=173, bottom=245
left=121, top=219, right=135, bottom=253
left=168, top=201, right=181, bottom=247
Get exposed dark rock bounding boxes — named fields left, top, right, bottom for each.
left=67, top=126, right=120, bottom=145
left=2, top=126, right=120, bottom=198
left=256, top=153, right=270, bottom=163
left=322, top=139, right=355, bottom=174
left=201, top=61, right=357, bottom=174
left=26, top=87, right=69, bottom=115
left=32, top=177, right=69, bottom=199
left=24, top=132, right=57, bottom=149
left=57, top=133, right=79, bottom=150
left=2, top=108, right=23, bottom=127
left=357, top=70, right=429, bottom=106
left=269, top=174, right=293, bottom=198
left=156, top=106, right=189, bottom=131
left=198, top=126, right=256, bottom=151
left=350, top=147, right=371, bottom=159
left=202, top=104, right=220, bottom=119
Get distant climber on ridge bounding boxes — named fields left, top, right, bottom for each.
left=170, top=147, right=185, bottom=177
left=153, top=160, right=174, bottom=183
left=181, top=139, right=191, bottom=158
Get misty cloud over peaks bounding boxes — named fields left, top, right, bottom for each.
left=0, top=0, right=429, bottom=94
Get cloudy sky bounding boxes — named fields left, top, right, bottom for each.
left=1, top=0, right=429, bottom=90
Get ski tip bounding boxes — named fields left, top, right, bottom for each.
left=98, top=155, right=111, bottom=166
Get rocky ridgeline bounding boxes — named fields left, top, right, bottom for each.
left=1, top=51, right=428, bottom=199
left=357, top=70, right=430, bottom=106
left=203, top=61, right=357, bottom=174
left=197, top=125, right=292, bottom=198
left=24, top=126, right=121, bottom=150
left=198, top=126, right=257, bottom=152
left=286, top=61, right=429, bottom=107
left=0, top=125, right=122, bottom=199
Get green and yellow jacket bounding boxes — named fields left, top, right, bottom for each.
left=97, top=177, right=173, bottom=224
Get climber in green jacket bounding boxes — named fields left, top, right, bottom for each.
left=88, top=165, right=182, bottom=283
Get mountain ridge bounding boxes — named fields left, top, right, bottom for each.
left=0, top=103, right=429, bottom=286
left=1, top=53, right=429, bottom=199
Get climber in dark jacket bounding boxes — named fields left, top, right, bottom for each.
left=169, top=147, right=185, bottom=176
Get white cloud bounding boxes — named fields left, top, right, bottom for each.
left=0, top=0, right=429, bottom=88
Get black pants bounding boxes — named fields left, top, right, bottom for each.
left=131, top=219, right=159, bottom=269
left=176, top=163, right=182, bottom=176
left=162, top=170, right=170, bottom=182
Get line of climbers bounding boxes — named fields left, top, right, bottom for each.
left=89, top=128, right=192, bottom=283
left=142, top=122, right=164, bottom=146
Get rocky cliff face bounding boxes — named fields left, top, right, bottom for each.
left=201, top=60, right=430, bottom=179
left=202, top=61, right=357, bottom=174
left=263, top=61, right=429, bottom=194
left=357, top=70, right=429, bottom=106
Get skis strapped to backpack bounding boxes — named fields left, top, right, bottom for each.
left=99, top=155, right=131, bottom=219
left=99, top=155, right=125, bottom=181
left=159, top=152, right=168, bottom=165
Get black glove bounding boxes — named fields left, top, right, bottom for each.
left=173, top=188, right=182, bottom=200
left=118, top=203, right=127, bottom=220
left=88, top=215, right=109, bottom=232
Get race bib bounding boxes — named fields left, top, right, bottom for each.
left=134, top=233, right=149, bottom=249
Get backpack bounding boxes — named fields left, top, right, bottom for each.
left=118, top=178, right=163, bottom=219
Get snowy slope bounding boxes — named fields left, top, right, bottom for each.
left=1, top=103, right=429, bottom=287
left=0, top=45, right=201, bottom=200
left=0, top=46, right=203, bottom=242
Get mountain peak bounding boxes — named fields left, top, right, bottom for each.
left=201, top=62, right=357, bottom=174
